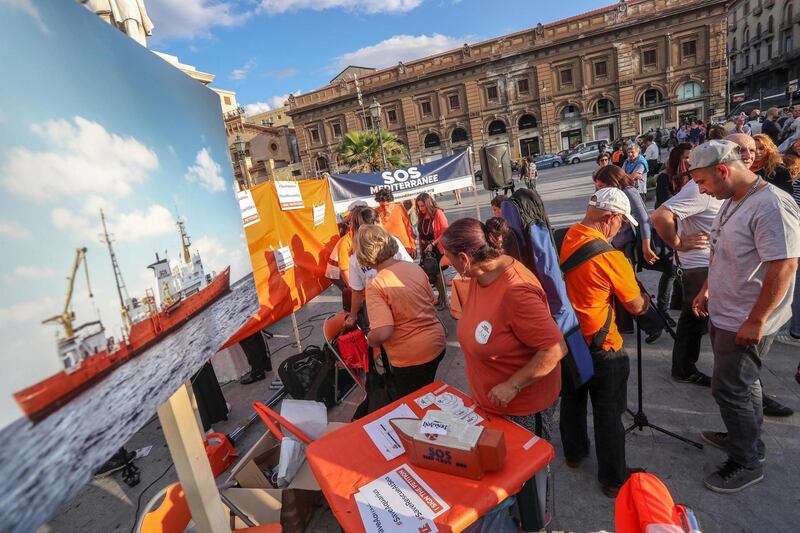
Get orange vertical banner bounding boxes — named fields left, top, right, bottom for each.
left=222, top=179, right=338, bottom=347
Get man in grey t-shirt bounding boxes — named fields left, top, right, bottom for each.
left=652, top=179, right=722, bottom=386
left=688, top=140, right=800, bottom=494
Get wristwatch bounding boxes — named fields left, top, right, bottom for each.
left=511, top=382, right=523, bottom=394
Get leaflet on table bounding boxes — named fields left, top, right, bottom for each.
left=363, top=403, right=418, bottom=461
left=354, top=463, right=449, bottom=533
left=414, top=391, right=484, bottom=425
left=418, top=411, right=482, bottom=451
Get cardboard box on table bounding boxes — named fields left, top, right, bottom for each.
left=223, top=422, right=347, bottom=532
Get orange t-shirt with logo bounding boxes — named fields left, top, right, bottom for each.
left=457, top=259, right=564, bottom=416
left=366, top=261, right=446, bottom=367
left=559, top=223, right=641, bottom=352
left=380, top=204, right=416, bottom=253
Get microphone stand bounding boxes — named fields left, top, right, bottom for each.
left=625, top=278, right=703, bottom=449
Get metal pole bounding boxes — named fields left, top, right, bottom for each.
left=726, top=56, right=731, bottom=116
left=467, top=146, right=481, bottom=219
left=376, top=118, right=388, bottom=171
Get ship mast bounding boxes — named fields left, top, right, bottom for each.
left=177, top=219, right=191, bottom=264
left=99, top=209, right=132, bottom=329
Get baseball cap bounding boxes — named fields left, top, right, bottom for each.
left=687, top=140, right=742, bottom=170
left=589, top=188, right=638, bottom=226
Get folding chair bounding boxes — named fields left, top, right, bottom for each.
left=438, top=256, right=451, bottom=309
left=323, top=312, right=366, bottom=396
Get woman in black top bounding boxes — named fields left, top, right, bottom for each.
left=752, top=134, right=793, bottom=195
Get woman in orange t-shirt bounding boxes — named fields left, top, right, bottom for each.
left=375, top=189, right=417, bottom=258
left=441, top=218, right=567, bottom=440
left=358, top=225, right=446, bottom=397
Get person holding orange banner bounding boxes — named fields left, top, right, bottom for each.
left=357, top=225, right=446, bottom=396
left=375, top=189, right=417, bottom=258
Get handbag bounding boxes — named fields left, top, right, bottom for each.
left=420, top=251, right=440, bottom=284
left=336, top=328, right=369, bottom=373
left=352, top=348, right=397, bottom=420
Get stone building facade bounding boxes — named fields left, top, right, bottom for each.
left=224, top=108, right=301, bottom=191
left=728, top=0, right=800, bottom=107
left=287, top=0, right=728, bottom=176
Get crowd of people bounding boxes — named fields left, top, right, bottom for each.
left=323, top=116, right=799, bottom=511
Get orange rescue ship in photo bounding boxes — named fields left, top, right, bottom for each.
left=13, top=211, right=230, bottom=422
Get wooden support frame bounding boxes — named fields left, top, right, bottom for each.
left=157, top=382, right=231, bottom=533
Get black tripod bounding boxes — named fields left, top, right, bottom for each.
left=624, top=290, right=704, bottom=449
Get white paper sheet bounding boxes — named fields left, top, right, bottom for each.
left=354, top=463, right=449, bottom=533
left=275, top=180, right=304, bottom=210
left=363, top=403, right=417, bottom=461
left=313, top=203, right=325, bottom=227
left=237, top=189, right=260, bottom=227
left=274, top=246, right=295, bottom=273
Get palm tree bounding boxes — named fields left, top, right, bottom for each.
left=337, top=130, right=407, bottom=173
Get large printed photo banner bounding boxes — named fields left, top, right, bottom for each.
left=0, top=2, right=258, bottom=530
left=224, top=179, right=339, bottom=347
left=328, top=151, right=473, bottom=212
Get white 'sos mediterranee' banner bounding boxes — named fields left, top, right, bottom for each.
left=329, top=151, right=473, bottom=211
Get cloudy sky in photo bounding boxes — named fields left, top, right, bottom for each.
left=0, top=2, right=250, bottom=427
left=146, top=0, right=611, bottom=113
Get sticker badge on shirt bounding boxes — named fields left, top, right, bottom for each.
left=475, top=321, right=492, bottom=345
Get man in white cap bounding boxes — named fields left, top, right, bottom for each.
left=688, top=140, right=800, bottom=493
left=559, top=187, right=650, bottom=498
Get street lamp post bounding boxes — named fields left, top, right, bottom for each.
left=370, top=98, right=388, bottom=171
left=234, top=134, right=251, bottom=189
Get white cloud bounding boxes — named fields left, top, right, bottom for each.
left=332, top=33, right=471, bottom=71
left=258, top=0, right=422, bottom=14
left=230, top=58, right=256, bottom=81
left=51, top=204, right=175, bottom=243
left=264, top=68, right=298, bottom=79
left=146, top=0, right=247, bottom=41
left=0, top=218, right=32, bottom=240
left=194, top=235, right=251, bottom=282
left=243, top=92, right=299, bottom=115
left=1, top=116, right=158, bottom=203
left=3, top=0, right=49, bottom=33
left=11, top=265, right=55, bottom=279
left=0, top=296, right=58, bottom=326
left=185, top=148, right=226, bottom=192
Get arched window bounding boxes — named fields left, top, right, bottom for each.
left=732, top=37, right=737, bottom=51
left=518, top=114, right=537, bottom=130
left=560, top=105, right=580, bottom=119
left=451, top=127, right=469, bottom=143
left=487, top=120, right=507, bottom=135
left=744, top=27, right=750, bottom=42
left=785, top=2, right=794, bottom=24
left=423, top=133, right=441, bottom=148
left=315, top=156, right=329, bottom=172
left=640, top=88, right=663, bottom=107
left=756, top=22, right=762, bottom=36
left=768, top=15, right=774, bottom=33
left=677, top=81, right=703, bottom=100
left=594, top=98, right=615, bottom=115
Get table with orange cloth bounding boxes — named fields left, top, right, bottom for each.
left=305, top=381, right=555, bottom=532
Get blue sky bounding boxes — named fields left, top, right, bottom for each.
left=147, top=0, right=613, bottom=114
left=0, top=1, right=250, bottom=426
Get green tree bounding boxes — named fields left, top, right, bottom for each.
left=336, top=130, right=407, bottom=173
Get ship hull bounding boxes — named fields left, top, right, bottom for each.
left=13, top=267, right=231, bottom=422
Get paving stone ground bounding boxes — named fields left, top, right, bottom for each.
left=43, top=161, right=799, bottom=533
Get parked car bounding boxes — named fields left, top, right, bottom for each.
left=560, top=139, right=610, bottom=164
left=533, top=153, right=564, bottom=169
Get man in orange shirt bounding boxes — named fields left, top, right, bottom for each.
left=558, top=187, right=650, bottom=498
left=375, top=189, right=417, bottom=258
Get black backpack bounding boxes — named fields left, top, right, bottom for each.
left=278, top=345, right=354, bottom=408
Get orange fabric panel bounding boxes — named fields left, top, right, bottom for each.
left=305, top=381, right=555, bottom=533
left=222, top=179, right=338, bottom=348
left=140, top=483, right=192, bottom=533
left=615, top=473, right=679, bottom=533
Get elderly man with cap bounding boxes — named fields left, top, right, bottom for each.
left=688, top=140, right=800, bottom=493
left=559, top=187, right=650, bottom=498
